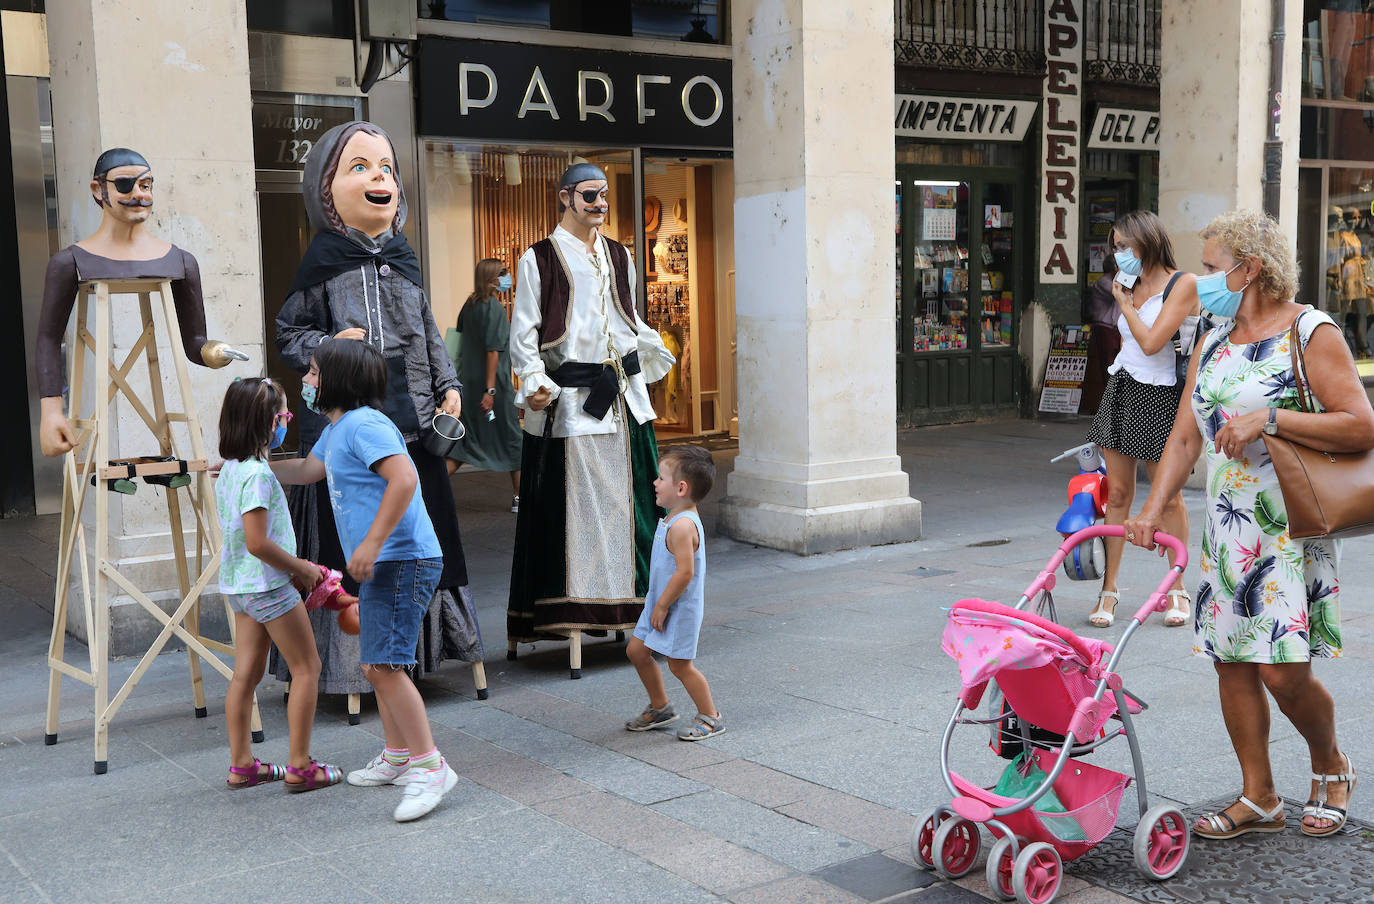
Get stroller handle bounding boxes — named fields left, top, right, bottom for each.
left=1061, top=524, right=1187, bottom=568
left=1024, top=525, right=1187, bottom=627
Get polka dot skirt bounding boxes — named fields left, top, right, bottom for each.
left=1086, top=369, right=1182, bottom=462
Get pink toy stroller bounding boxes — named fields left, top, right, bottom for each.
left=914, top=525, right=1190, bottom=904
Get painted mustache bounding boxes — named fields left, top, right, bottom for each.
left=118, top=199, right=153, bottom=208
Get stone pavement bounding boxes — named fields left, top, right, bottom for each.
left=3, top=417, right=1373, bottom=904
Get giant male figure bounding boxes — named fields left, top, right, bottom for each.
left=36, top=147, right=246, bottom=456
left=508, top=162, right=675, bottom=656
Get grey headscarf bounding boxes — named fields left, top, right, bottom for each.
left=303, top=120, right=408, bottom=235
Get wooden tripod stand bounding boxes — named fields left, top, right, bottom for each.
left=44, top=277, right=260, bottom=773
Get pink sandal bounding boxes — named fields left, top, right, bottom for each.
left=226, top=758, right=285, bottom=789
left=284, top=759, right=344, bottom=793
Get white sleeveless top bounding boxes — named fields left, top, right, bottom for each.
left=1109, top=292, right=1177, bottom=386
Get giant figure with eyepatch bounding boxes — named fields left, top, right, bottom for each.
left=35, top=147, right=247, bottom=457
left=271, top=121, right=483, bottom=695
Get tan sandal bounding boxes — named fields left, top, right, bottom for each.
left=1194, top=795, right=1285, bottom=839
left=1088, top=590, right=1119, bottom=628
left=1164, top=589, right=1191, bottom=627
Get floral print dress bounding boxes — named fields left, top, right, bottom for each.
left=1190, top=309, right=1342, bottom=664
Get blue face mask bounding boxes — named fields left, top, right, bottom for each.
left=1114, top=248, right=1142, bottom=277
left=300, top=382, right=320, bottom=413
left=1195, top=262, right=1246, bottom=319
left=270, top=422, right=288, bottom=449
left=496, top=274, right=513, bottom=292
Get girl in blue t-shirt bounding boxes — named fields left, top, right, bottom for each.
left=272, top=340, right=458, bottom=823
left=215, top=377, right=342, bottom=792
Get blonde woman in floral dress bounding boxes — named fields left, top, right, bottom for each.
left=1126, top=210, right=1374, bottom=841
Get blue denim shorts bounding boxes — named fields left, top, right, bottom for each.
left=358, top=558, right=442, bottom=667
left=225, top=583, right=301, bottom=624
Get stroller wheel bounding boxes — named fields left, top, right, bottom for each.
left=985, top=835, right=1017, bottom=900
left=1133, top=804, right=1189, bottom=880
left=911, top=807, right=944, bottom=869
left=1012, top=842, right=1061, bottom=904
left=933, top=817, right=981, bottom=879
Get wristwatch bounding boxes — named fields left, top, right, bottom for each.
left=485, top=387, right=497, bottom=396
left=1263, top=407, right=1279, bottom=436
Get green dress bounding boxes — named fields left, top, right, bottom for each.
left=451, top=296, right=523, bottom=472
left=1191, top=310, right=1342, bottom=663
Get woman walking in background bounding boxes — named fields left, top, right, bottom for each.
left=447, top=258, right=522, bottom=512
left=1085, top=210, right=1199, bottom=629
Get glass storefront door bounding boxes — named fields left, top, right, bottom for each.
left=896, top=166, right=1023, bottom=425
left=1298, top=163, right=1374, bottom=361
left=419, top=142, right=735, bottom=437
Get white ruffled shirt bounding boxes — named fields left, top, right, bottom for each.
left=511, top=226, right=674, bottom=437
left=1110, top=291, right=1178, bottom=386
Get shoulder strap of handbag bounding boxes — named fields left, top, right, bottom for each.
left=1163, top=271, right=1186, bottom=350
left=1288, top=308, right=1313, bottom=413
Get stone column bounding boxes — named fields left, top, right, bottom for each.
left=717, top=0, right=921, bottom=554
left=47, top=1, right=261, bottom=653
left=1159, top=0, right=1302, bottom=266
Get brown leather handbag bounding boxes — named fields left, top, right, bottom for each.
left=1261, top=312, right=1374, bottom=540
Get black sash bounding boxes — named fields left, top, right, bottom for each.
left=548, top=351, right=642, bottom=421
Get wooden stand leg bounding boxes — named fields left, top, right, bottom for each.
left=348, top=694, right=361, bottom=725
left=471, top=661, right=488, bottom=700
left=569, top=630, right=582, bottom=680
left=92, top=283, right=112, bottom=775
left=283, top=679, right=291, bottom=703
left=507, top=638, right=517, bottom=661
left=250, top=698, right=265, bottom=743
left=45, top=459, right=77, bottom=746
left=616, top=630, right=625, bottom=642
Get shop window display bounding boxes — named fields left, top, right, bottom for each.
left=421, top=144, right=735, bottom=435
left=913, top=181, right=971, bottom=351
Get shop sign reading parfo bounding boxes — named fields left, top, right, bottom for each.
left=1040, top=0, right=1081, bottom=284
left=417, top=37, right=731, bottom=148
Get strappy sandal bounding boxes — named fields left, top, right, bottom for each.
left=284, top=759, right=344, bottom=793
left=1088, top=590, right=1119, bottom=628
left=1164, top=589, right=1191, bottom=627
left=677, top=712, right=725, bottom=742
left=626, top=703, right=678, bottom=731
left=1194, top=795, right=1286, bottom=839
left=1303, top=753, right=1357, bottom=837
left=226, top=758, right=285, bottom=789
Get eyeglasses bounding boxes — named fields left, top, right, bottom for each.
left=105, top=175, right=154, bottom=194
left=275, top=411, right=294, bottom=424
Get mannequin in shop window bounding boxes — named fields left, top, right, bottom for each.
left=1328, top=206, right=1370, bottom=358
left=271, top=120, right=483, bottom=696
left=507, top=162, right=676, bottom=665
left=35, top=147, right=247, bottom=457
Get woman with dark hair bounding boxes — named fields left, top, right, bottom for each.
left=1085, top=210, right=1200, bottom=629
left=271, top=120, right=484, bottom=704
left=446, top=258, right=522, bottom=511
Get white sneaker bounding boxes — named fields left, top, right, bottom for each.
left=393, top=761, right=458, bottom=822
left=347, top=753, right=413, bottom=787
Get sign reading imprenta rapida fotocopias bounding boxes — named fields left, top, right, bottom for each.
left=1040, top=0, right=1081, bottom=284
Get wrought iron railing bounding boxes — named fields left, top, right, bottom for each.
left=1083, top=0, right=1162, bottom=85
left=894, top=0, right=1161, bottom=86
left=895, top=0, right=1045, bottom=74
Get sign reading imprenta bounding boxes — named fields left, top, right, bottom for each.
left=1040, top=0, right=1081, bottom=284
left=894, top=95, right=1037, bottom=141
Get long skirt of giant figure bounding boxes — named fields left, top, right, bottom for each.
left=268, top=440, right=484, bottom=697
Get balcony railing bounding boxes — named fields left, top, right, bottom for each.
left=895, top=0, right=1161, bottom=86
